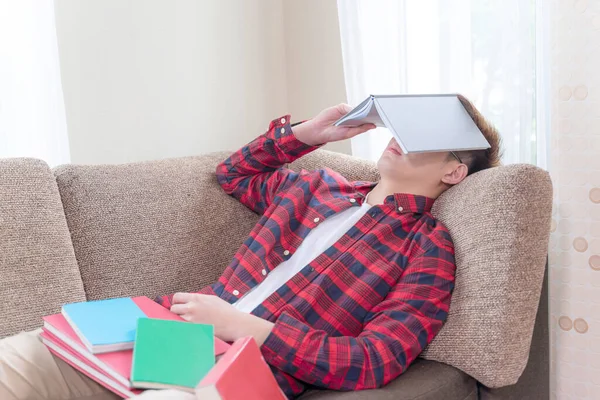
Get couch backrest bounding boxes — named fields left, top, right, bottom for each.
left=288, top=150, right=552, bottom=389
left=0, top=159, right=86, bottom=338
left=53, top=153, right=259, bottom=301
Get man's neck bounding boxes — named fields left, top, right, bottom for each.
left=366, top=180, right=443, bottom=205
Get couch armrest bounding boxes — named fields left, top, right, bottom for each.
left=298, top=359, right=477, bottom=400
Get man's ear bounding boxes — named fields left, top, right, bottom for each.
left=442, top=164, right=468, bottom=185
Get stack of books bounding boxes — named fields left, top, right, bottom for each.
left=42, top=296, right=284, bottom=399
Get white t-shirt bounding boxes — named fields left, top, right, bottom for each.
left=233, top=198, right=373, bottom=313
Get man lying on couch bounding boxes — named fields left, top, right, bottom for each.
left=153, top=96, right=502, bottom=399
left=0, top=96, right=501, bottom=400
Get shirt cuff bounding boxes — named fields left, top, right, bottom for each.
left=266, top=115, right=320, bottom=159
left=154, top=294, right=172, bottom=309
left=260, top=311, right=311, bottom=369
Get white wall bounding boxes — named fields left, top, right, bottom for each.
left=282, top=0, right=350, bottom=155
left=54, top=0, right=348, bottom=164
left=54, top=0, right=289, bottom=164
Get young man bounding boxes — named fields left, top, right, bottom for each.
left=155, top=97, right=501, bottom=398
left=0, top=97, right=501, bottom=400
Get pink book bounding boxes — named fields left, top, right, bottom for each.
left=195, top=337, right=286, bottom=400
left=43, top=315, right=134, bottom=387
left=43, top=296, right=230, bottom=388
left=41, top=331, right=142, bottom=399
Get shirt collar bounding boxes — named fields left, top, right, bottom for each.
left=390, top=193, right=435, bottom=214
left=354, top=182, right=435, bottom=214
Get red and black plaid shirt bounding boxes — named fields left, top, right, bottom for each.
left=158, top=116, right=456, bottom=398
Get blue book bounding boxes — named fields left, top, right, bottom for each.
left=61, top=297, right=147, bottom=354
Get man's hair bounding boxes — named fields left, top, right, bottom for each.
left=453, top=94, right=503, bottom=176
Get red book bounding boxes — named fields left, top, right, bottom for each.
left=44, top=314, right=133, bottom=387
left=195, top=337, right=286, bottom=400
left=42, top=296, right=230, bottom=397
left=41, top=331, right=142, bottom=399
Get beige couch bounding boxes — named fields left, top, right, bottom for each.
left=0, top=149, right=552, bottom=399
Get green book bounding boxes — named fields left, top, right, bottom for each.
left=131, top=318, right=215, bottom=392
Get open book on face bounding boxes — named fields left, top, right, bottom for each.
left=334, top=94, right=491, bottom=154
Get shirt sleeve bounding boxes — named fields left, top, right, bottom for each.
left=215, top=115, right=319, bottom=214
left=155, top=116, right=317, bottom=308
left=260, top=232, right=456, bottom=391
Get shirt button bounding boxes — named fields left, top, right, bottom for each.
left=261, top=269, right=267, bottom=276
left=280, top=118, right=286, bottom=124
left=232, top=290, right=240, bottom=296
left=349, top=198, right=356, bottom=203
left=313, top=217, right=320, bottom=223
left=283, top=249, right=290, bottom=256
left=280, top=127, right=286, bottom=134
left=398, top=206, right=404, bottom=212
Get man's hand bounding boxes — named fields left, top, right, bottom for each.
left=292, top=104, right=376, bottom=146
left=170, top=293, right=274, bottom=345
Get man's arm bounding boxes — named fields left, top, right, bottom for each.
left=156, top=116, right=314, bottom=307
left=216, top=105, right=377, bottom=214
left=155, top=107, right=374, bottom=308
left=259, top=231, right=456, bottom=390
left=215, top=115, right=319, bottom=215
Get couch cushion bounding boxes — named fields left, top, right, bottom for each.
left=298, top=359, right=477, bottom=400
left=424, top=164, right=552, bottom=387
left=478, top=267, right=549, bottom=399
left=53, top=153, right=260, bottom=301
left=0, top=158, right=86, bottom=338
left=290, top=151, right=552, bottom=388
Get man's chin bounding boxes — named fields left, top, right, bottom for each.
left=377, top=150, right=398, bottom=164
left=376, top=159, right=403, bottom=178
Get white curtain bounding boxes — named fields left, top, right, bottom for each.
left=338, top=2, right=600, bottom=399
left=337, top=0, right=544, bottom=167
left=547, top=0, right=600, bottom=398
left=0, top=0, right=70, bottom=167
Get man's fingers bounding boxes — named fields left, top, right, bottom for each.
left=172, top=292, right=194, bottom=304
left=326, top=124, right=376, bottom=143
left=345, top=124, right=376, bottom=138
left=170, top=303, right=189, bottom=315
left=336, top=103, right=354, bottom=114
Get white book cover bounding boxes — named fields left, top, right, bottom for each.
left=335, top=94, right=491, bottom=153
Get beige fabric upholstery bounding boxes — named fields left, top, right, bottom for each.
left=53, top=154, right=260, bottom=301
left=424, top=163, right=552, bottom=387
left=290, top=150, right=552, bottom=389
left=479, top=268, right=549, bottom=399
left=0, top=159, right=86, bottom=338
